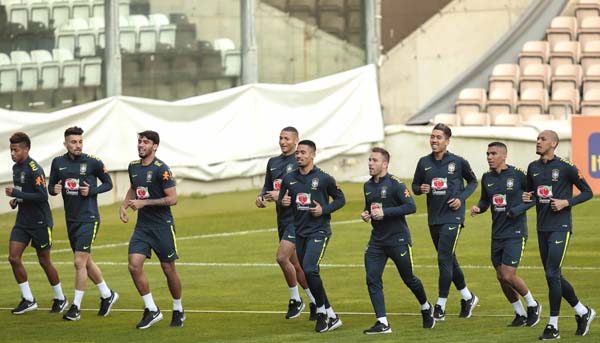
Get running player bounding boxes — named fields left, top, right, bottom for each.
left=411, top=123, right=479, bottom=320
left=6, top=132, right=67, bottom=315
left=120, top=130, right=185, bottom=329
left=361, top=147, right=435, bottom=334
left=279, top=140, right=345, bottom=333
left=255, top=126, right=316, bottom=319
left=470, top=142, right=541, bottom=327
left=522, top=130, right=596, bottom=340
left=49, top=127, right=118, bottom=321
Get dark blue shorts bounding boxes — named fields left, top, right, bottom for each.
left=67, top=221, right=99, bottom=253
left=10, top=225, right=53, bottom=250
left=129, top=224, right=179, bottom=262
left=491, top=237, right=527, bottom=268
left=278, top=224, right=296, bottom=244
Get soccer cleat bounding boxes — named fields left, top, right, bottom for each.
left=327, top=314, right=342, bottom=331
left=285, top=299, right=305, bottom=319
left=575, top=306, right=596, bottom=336
left=363, top=320, right=392, bottom=334
left=459, top=293, right=479, bottom=318
left=98, top=290, right=119, bottom=316
left=136, top=308, right=163, bottom=329
left=527, top=302, right=542, bottom=327
left=170, top=310, right=186, bottom=327
left=433, top=304, right=445, bottom=321
left=62, top=304, right=81, bottom=321
left=421, top=303, right=436, bottom=328
left=538, top=324, right=560, bottom=340
left=508, top=313, right=527, bottom=327
left=315, top=313, right=328, bottom=333
left=50, top=298, right=69, bottom=313
left=309, top=302, right=317, bottom=321
left=11, top=298, right=38, bottom=315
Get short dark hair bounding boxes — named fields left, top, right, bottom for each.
left=9, top=132, right=30, bottom=149
left=298, top=139, right=316, bottom=152
left=371, top=147, right=390, bottom=162
left=138, top=130, right=160, bottom=145
left=281, top=126, right=299, bottom=136
left=64, top=126, right=84, bottom=137
left=488, top=141, right=507, bottom=151
left=433, top=123, right=452, bottom=139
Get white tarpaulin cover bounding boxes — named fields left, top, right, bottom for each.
left=0, top=65, right=383, bottom=183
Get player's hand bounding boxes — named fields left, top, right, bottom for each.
left=448, top=198, right=461, bottom=210
left=128, top=199, right=146, bottom=211
left=420, top=184, right=430, bottom=194
left=371, top=206, right=384, bottom=220
left=550, top=198, right=569, bottom=212
left=80, top=181, right=90, bottom=197
left=281, top=190, right=291, bottom=207
left=264, top=190, right=279, bottom=202
left=361, top=210, right=371, bottom=223
left=9, top=198, right=18, bottom=209
left=522, top=191, right=533, bottom=203
left=255, top=195, right=266, bottom=208
left=470, top=205, right=480, bottom=216
left=119, top=206, right=128, bottom=223
left=54, top=180, right=63, bottom=194
left=5, top=186, right=13, bottom=196
left=310, top=200, right=323, bottom=217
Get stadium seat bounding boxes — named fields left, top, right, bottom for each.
left=575, top=0, right=600, bottom=26
left=7, top=1, right=28, bottom=29
left=347, top=9, right=361, bottom=33
left=318, top=0, right=344, bottom=13
left=549, top=41, right=580, bottom=73
left=29, top=0, right=50, bottom=29
left=549, top=88, right=580, bottom=116
left=53, top=48, right=81, bottom=88
left=149, top=14, right=176, bottom=50
left=213, top=38, right=239, bottom=75
left=577, top=16, right=600, bottom=48
left=0, top=52, right=18, bottom=94
left=546, top=16, right=578, bottom=49
left=72, top=0, right=91, bottom=19
left=91, top=0, right=103, bottom=18
left=118, top=16, right=136, bottom=53
left=580, top=39, right=600, bottom=72
left=488, top=63, right=520, bottom=93
left=518, top=41, right=550, bottom=70
left=551, top=64, right=582, bottom=94
left=486, top=88, right=517, bottom=115
left=581, top=88, right=600, bottom=114
left=128, top=14, right=156, bottom=53
left=31, top=49, right=59, bottom=89
left=81, top=56, right=101, bottom=86
left=459, top=112, right=490, bottom=126
left=517, top=88, right=548, bottom=116
left=519, top=113, right=554, bottom=123
left=490, top=113, right=520, bottom=126
left=519, top=63, right=551, bottom=94
left=432, top=113, right=459, bottom=126
left=50, top=0, right=70, bottom=29
left=583, top=63, right=600, bottom=94
left=455, top=88, right=487, bottom=115
left=10, top=50, right=39, bottom=91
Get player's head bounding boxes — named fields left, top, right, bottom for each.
left=296, top=139, right=316, bottom=168
left=486, top=141, right=507, bottom=170
left=9, top=132, right=31, bottom=163
left=536, top=130, right=559, bottom=157
left=369, top=147, right=390, bottom=177
left=137, top=130, right=160, bottom=159
left=64, top=126, right=84, bottom=157
left=279, top=126, right=299, bottom=155
left=430, top=123, right=451, bottom=154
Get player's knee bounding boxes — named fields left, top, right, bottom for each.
left=545, top=269, right=560, bottom=282
left=8, top=254, right=21, bottom=266
left=302, top=263, right=318, bottom=277
left=128, top=262, right=142, bottom=275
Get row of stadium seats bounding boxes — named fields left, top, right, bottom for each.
left=433, top=112, right=575, bottom=127
left=519, top=40, right=600, bottom=73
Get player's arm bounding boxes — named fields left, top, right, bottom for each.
left=361, top=183, right=371, bottom=222
left=277, top=177, right=292, bottom=207
left=472, top=177, right=489, bottom=215
left=257, top=161, right=271, bottom=207
left=508, top=170, right=535, bottom=217
left=321, top=176, right=345, bottom=215
left=133, top=186, right=177, bottom=208
left=458, top=158, right=478, bottom=202
left=119, top=184, right=136, bottom=223
left=47, top=158, right=61, bottom=196
left=8, top=169, right=48, bottom=203
left=382, top=182, right=416, bottom=218
left=411, top=159, right=425, bottom=195
left=89, top=160, right=113, bottom=195
left=522, top=164, right=535, bottom=202
left=566, top=164, right=593, bottom=207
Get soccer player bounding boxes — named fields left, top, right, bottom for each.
left=470, top=142, right=541, bottom=327
left=49, top=126, right=118, bottom=321
left=278, top=140, right=345, bottom=333
left=361, top=147, right=435, bottom=334
left=6, top=132, right=67, bottom=315
left=411, top=123, right=479, bottom=320
left=522, top=130, right=596, bottom=340
left=119, top=130, right=185, bottom=329
left=255, top=126, right=316, bottom=319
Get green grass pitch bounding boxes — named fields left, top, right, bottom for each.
left=0, top=182, right=598, bottom=342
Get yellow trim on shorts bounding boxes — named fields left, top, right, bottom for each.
left=519, top=237, right=526, bottom=264
left=316, top=236, right=329, bottom=265
left=170, top=225, right=178, bottom=254
left=47, top=226, right=52, bottom=246
left=451, top=226, right=462, bottom=254
left=91, top=221, right=99, bottom=245
left=559, top=232, right=571, bottom=268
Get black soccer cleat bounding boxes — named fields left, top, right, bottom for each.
left=309, top=302, right=317, bottom=321
left=459, top=293, right=479, bottom=318
left=539, top=324, right=560, bottom=340
left=170, top=310, right=186, bottom=327
left=527, top=302, right=542, bottom=327
left=50, top=298, right=68, bottom=313
left=363, top=320, right=391, bottom=334
left=11, top=298, right=38, bottom=315
left=315, top=313, right=328, bottom=333
left=575, top=306, right=596, bottom=336
left=433, top=304, right=445, bottom=321
left=285, top=299, right=305, bottom=319
left=98, top=290, right=119, bottom=317
left=421, top=303, right=436, bottom=328
left=508, top=313, right=527, bottom=327
left=136, top=308, right=163, bottom=329
left=327, top=314, right=342, bottom=332
left=62, top=304, right=81, bottom=321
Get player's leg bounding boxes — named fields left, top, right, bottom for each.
left=34, top=228, right=68, bottom=314
left=158, top=224, right=185, bottom=327
left=277, top=238, right=306, bottom=319
left=289, top=245, right=316, bottom=319
left=429, top=225, right=447, bottom=320
left=8, top=232, right=38, bottom=315
left=363, top=244, right=392, bottom=334
left=537, top=231, right=561, bottom=340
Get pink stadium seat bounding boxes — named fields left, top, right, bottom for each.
left=490, top=113, right=520, bottom=126
left=546, top=16, right=578, bottom=49
left=455, top=88, right=487, bottom=115
left=551, top=64, right=582, bottom=94
left=519, top=63, right=551, bottom=94
left=432, top=113, right=459, bottom=126
left=459, top=112, right=490, bottom=126
left=575, top=0, right=600, bottom=26
left=519, top=41, right=550, bottom=70
left=488, top=64, right=520, bottom=93
left=549, top=41, right=580, bottom=73
left=517, top=88, right=549, bottom=116
left=519, top=113, right=555, bottom=123
left=583, top=64, right=600, bottom=93
left=486, top=88, right=517, bottom=115
left=580, top=40, right=600, bottom=72
left=577, top=17, right=600, bottom=48
left=549, top=88, right=580, bottom=116
left=580, top=88, right=600, bottom=115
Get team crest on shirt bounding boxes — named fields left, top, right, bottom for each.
left=492, top=194, right=507, bottom=212
left=506, top=178, right=514, bottom=190
left=286, top=164, right=294, bottom=173
left=311, top=178, right=319, bottom=189
left=380, top=186, right=388, bottom=198
left=448, top=162, right=456, bottom=174
left=20, top=171, right=25, bottom=184
left=552, top=169, right=559, bottom=181
left=146, top=171, right=153, bottom=183
left=79, top=163, right=87, bottom=175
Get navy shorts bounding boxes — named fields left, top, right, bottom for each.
left=278, top=224, right=296, bottom=244
left=10, top=225, right=53, bottom=250
left=491, top=237, right=527, bottom=268
left=129, top=225, right=179, bottom=262
left=67, top=221, right=99, bottom=253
